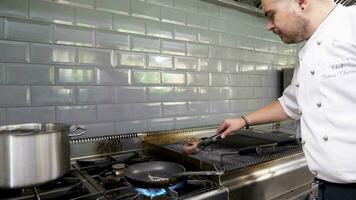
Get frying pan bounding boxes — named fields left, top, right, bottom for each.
left=124, top=161, right=223, bottom=188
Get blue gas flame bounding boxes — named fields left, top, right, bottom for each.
left=135, top=181, right=185, bottom=198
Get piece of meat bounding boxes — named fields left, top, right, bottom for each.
left=183, top=138, right=200, bottom=155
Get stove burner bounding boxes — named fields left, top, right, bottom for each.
left=135, top=181, right=185, bottom=199
left=112, top=163, right=126, bottom=176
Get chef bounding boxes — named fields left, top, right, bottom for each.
left=217, top=0, right=356, bottom=199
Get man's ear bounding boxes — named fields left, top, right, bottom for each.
left=297, top=0, right=309, bottom=10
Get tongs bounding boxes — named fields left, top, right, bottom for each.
left=197, top=133, right=222, bottom=149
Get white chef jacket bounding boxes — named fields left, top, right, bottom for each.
left=278, top=4, right=356, bottom=183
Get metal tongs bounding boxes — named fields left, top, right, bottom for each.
left=197, top=133, right=222, bottom=149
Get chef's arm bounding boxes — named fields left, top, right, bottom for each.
left=217, top=100, right=289, bottom=138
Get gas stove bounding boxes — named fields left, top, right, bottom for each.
left=0, top=150, right=228, bottom=200
left=0, top=126, right=317, bottom=200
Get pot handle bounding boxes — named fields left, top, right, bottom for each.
left=68, top=126, right=87, bottom=137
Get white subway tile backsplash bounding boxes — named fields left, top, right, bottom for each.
left=198, top=29, right=219, bottom=44
left=187, top=72, right=209, bottom=86
left=56, top=105, right=96, bottom=123
left=175, top=56, right=197, bottom=70
left=116, top=86, right=146, bottom=103
left=174, top=0, right=197, bottom=12
left=239, top=35, right=255, bottom=50
left=210, top=100, right=229, bottom=113
left=132, top=36, right=160, bottom=53
left=197, top=1, right=219, bottom=17
left=209, top=46, right=224, bottom=60
left=117, top=51, right=146, bottom=68
left=148, top=86, right=174, bottom=101
left=77, top=48, right=112, bottom=66
left=174, top=87, right=198, bottom=100
left=247, top=75, right=263, bottom=86
left=79, top=122, right=115, bottom=137
left=148, top=54, right=173, bottom=69
left=239, top=62, right=255, bottom=73
left=0, top=40, right=30, bottom=63
left=0, top=0, right=292, bottom=134
left=0, top=64, right=4, bottom=84
left=95, top=30, right=129, bottom=50
left=7, top=106, right=55, bottom=124
left=187, top=43, right=209, bottom=57
left=54, top=24, right=94, bottom=46
left=208, top=16, right=228, bottom=33
left=0, top=0, right=28, bottom=19
left=77, top=86, right=116, bottom=104
left=0, top=86, right=30, bottom=107
left=131, top=0, right=160, bottom=21
left=175, top=116, right=198, bottom=129
left=198, top=114, right=221, bottom=126
left=162, top=71, right=185, bottom=85
left=56, top=67, right=95, bottom=84
left=146, top=21, right=173, bottom=39
left=161, top=6, right=185, bottom=25
left=0, top=108, right=5, bottom=125
left=113, top=15, right=146, bottom=35
left=97, top=104, right=133, bottom=122
left=5, top=18, right=53, bottom=43
left=174, top=25, right=197, bottom=42
left=230, top=87, right=254, bottom=99
left=147, top=117, right=174, bottom=131
left=147, top=0, right=174, bottom=7
left=162, top=102, right=187, bottom=116
left=230, top=100, right=248, bottom=112
left=75, top=7, right=112, bottom=29
left=97, top=68, right=129, bottom=85
left=132, top=70, right=161, bottom=85
left=220, top=33, right=238, bottom=47
left=198, top=87, right=220, bottom=100
left=186, top=12, right=208, bottom=29
left=248, top=99, right=263, bottom=110
left=255, top=87, right=269, bottom=98
left=198, top=58, right=220, bottom=72
left=31, top=86, right=75, bottom=106
left=229, top=74, right=248, bottom=86
left=53, top=0, right=94, bottom=9
left=0, top=18, right=3, bottom=39
left=116, top=120, right=147, bottom=134
left=95, top=0, right=130, bottom=15
left=161, top=40, right=185, bottom=55
left=220, top=60, right=237, bottom=73
left=210, top=73, right=228, bottom=86
left=6, top=63, right=53, bottom=85
left=30, top=0, right=75, bottom=25
left=187, top=101, right=209, bottom=114
left=132, top=103, right=161, bottom=120
left=221, top=87, right=232, bottom=99
left=31, top=43, right=76, bottom=64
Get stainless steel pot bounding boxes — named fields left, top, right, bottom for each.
left=0, top=123, right=86, bottom=188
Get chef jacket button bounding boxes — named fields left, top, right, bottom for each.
left=311, top=170, right=318, bottom=176
left=317, top=41, right=322, bottom=45
left=323, top=135, right=328, bottom=141
left=295, top=83, right=299, bottom=88
left=298, top=110, right=302, bottom=115
left=316, top=102, right=322, bottom=107
left=310, top=70, right=315, bottom=75
left=301, top=140, right=306, bottom=145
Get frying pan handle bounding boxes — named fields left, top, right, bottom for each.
left=176, top=171, right=224, bottom=177
left=68, top=126, right=87, bottom=137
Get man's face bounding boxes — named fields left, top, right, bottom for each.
left=262, top=0, right=309, bottom=44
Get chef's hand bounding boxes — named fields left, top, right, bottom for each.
left=217, top=118, right=246, bottom=138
